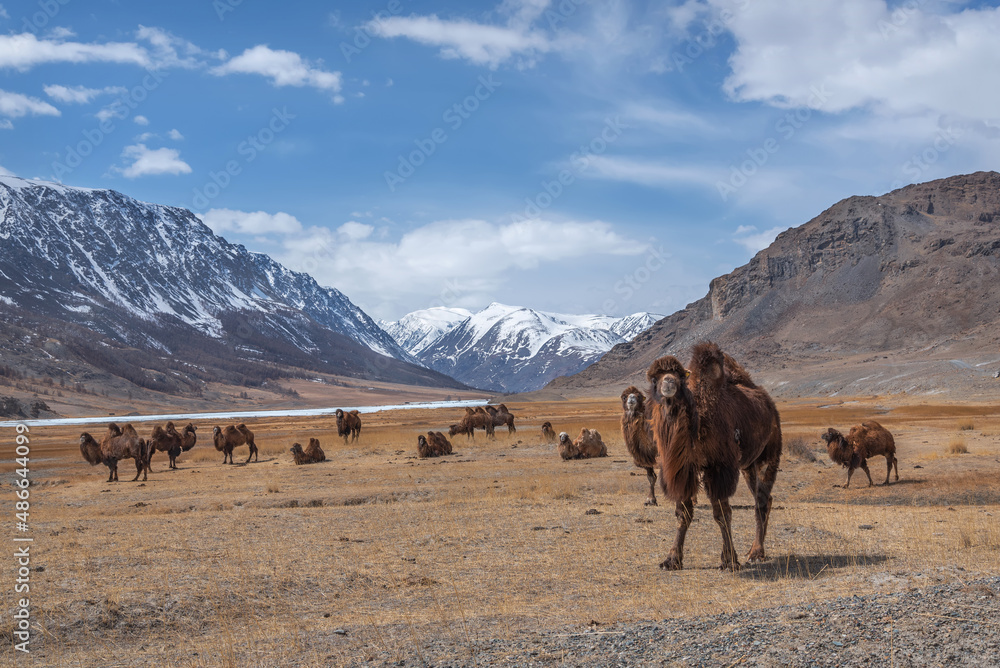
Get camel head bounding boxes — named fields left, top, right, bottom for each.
left=418, top=434, right=428, bottom=447
left=290, top=443, right=303, bottom=457
left=448, top=424, right=460, bottom=436
left=621, top=385, right=645, bottom=417
left=558, top=432, right=571, bottom=445
left=79, top=433, right=102, bottom=465
left=335, top=409, right=344, bottom=419
left=646, top=356, right=688, bottom=404
left=822, top=428, right=854, bottom=467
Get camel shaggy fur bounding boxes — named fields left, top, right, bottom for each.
left=450, top=409, right=494, bottom=439
left=290, top=438, right=326, bottom=465
left=80, top=423, right=149, bottom=482
left=485, top=404, right=517, bottom=433
left=558, top=429, right=607, bottom=460
left=541, top=421, right=557, bottom=443
left=822, top=421, right=898, bottom=487
left=647, top=343, right=782, bottom=571
left=212, top=423, right=258, bottom=464
left=417, top=431, right=453, bottom=458
left=335, top=409, right=362, bottom=444
left=620, top=385, right=660, bottom=506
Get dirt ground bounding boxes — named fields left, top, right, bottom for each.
left=2, top=396, right=999, bottom=666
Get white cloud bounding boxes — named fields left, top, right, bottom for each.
left=133, top=115, right=149, bottom=126
left=135, top=132, right=155, bottom=141
left=0, top=164, right=14, bottom=175
left=0, top=6, right=9, bottom=20
left=210, top=45, right=342, bottom=94
left=198, top=209, right=303, bottom=236
left=117, top=143, right=191, bottom=178
left=583, top=155, right=717, bottom=189
left=135, top=25, right=208, bottom=69
left=338, top=221, right=374, bottom=241
left=0, top=120, right=12, bottom=130
left=368, top=13, right=551, bottom=69
left=733, top=224, right=787, bottom=253
left=43, top=84, right=126, bottom=104
left=0, top=89, right=60, bottom=121
left=168, top=128, right=183, bottom=140
left=714, top=0, right=1000, bottom=123
left=0, top=32, right=150, bottom=70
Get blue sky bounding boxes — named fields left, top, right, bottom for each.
left=2, top=0, right=998, bottom=321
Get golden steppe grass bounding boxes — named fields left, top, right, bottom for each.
left=3, top=397, right=1000, bottom=667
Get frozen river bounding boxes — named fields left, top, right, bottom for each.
left=0, top=399, right=489, bottom=429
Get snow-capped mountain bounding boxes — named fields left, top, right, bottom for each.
left=383, top=303, right=663, bottom=392
left=0, top=175, right=461, bottom=391
left=379, top=307, right=472, bottom=356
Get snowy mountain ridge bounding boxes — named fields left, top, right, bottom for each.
left=382, top=303, right=663, bottom=392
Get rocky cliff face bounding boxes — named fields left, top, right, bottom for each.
left=549, top=172, right=1000, bottom=398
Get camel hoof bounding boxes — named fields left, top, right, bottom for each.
left=659, top=556, right=683, bottom=570
left=644, top=498, right=658, bottom=507
left=746, top=549, right=767, bottom=562
left=720, top=560, right=741, bottom=572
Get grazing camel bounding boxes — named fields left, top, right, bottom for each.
left=335, top=409, right=362, bottom=444
left=450, top=409, right=494, bottom=439
left=620, top=385, right=659, bottom=506
left=647, top=343, right=782, bottom=571
left=417, top=431, right=453, bottom=458
left=212, top=423, right=258, bottom=464
left=822, top=421, right=898, bottom=487
left=541, top=421, right=557, bottom=443
left=290, top=438, right=326, bottom=464
left=80, top=423, right=149, bottom=482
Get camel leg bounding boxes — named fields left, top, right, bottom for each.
left=743, top=462, right=777, bottom=562
left=860, top=460, right=874, bottom=487
left=132, top=458, right=144, bottom=482
left=644, top=467, right=658, bottom=507
left=845, top=466, right=855, bottom=489
left=893, top=456, right=899, bottom=482
left=883, top=456, right=893, bottom=485
left=660, top=498, right=694, bottom=570
left=711, top=497, right=740, bottom=571
left=245, top=444, right=257, bottom=464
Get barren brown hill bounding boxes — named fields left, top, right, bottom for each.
left=549, top=172, right=1000, bottom=399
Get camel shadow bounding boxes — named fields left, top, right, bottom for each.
left=833, top=478, right=925, bottom=489
left=739, top=553, right=890, bottom=581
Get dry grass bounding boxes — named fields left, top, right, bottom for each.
left=947, top=437, right=969, bottom=454
left=10, top=397, right=1000, bottom=666
left=958, top=419, right=976, bottom=431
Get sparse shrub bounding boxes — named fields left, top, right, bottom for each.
left=267, top=484, right=280, bottom=493
left=947, top=437, right=968, bottom=455
left=957, top=419, right=975, bottom=431
left=785, top=437, right=818, bottom=462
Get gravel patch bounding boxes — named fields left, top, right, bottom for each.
left=352, top=575, right=1000, bottom=667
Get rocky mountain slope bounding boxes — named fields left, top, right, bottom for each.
left=0, top=176, right=464, bottom=396
left=549, top=172, right=1000, bottom=398
left=383, top=303, right=662, bottom=392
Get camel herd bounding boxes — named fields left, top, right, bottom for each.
left=78, top=342, right=900, bottom=572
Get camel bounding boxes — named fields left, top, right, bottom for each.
left=620, top=385, right=659, bottom=506
left=417, top=431, right=453, bottom=458
left=558, top=429, right=607, bottom=460
left=822, top=421, right=898, bottom=487
left=290, top=438, right=326, bottom=464
left=80, top=423, right=149, bottom=482
left=335, top=409, right=362, bottom=444
left=451, top=409, right=494, bottom=439
left=647, top=343, right=782, bottom=571
left=212, top=423, right=258, bottom=464
left=485, top=404, right=517, bottom=434
left=541, top=421, right=557, bottom=443
left=147, top=422, right=185, bottom=471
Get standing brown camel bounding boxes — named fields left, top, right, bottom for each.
left=335, top=409, right=362, bottom=444
left=212, top=424, right=258, bottom=464
left=647, top=343, right=782, bottom=571
left=80, top=423, right=149, bottom=482
left=485, top=405, right=517, bottom=434
left=822, top=421, right=898, bottom=487
left=620, top=385, right=659, bottom=506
